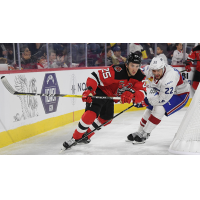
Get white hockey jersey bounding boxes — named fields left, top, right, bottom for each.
left=171, top=50, right=188, bottom=65
left=142, top=65, right=190, bottom=106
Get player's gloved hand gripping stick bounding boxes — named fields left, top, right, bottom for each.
left=1, top=76, right=121, bottom=101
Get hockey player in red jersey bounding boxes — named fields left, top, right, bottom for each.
left=63, top=53, right=147, bottom=150
left=185, top=43, right=200, bottom=90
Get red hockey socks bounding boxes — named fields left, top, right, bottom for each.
left=138, top=108, right=151, bottom=132
left=86, top=117, right=112, bottom=139
left=73, top=110, right=96, bottom=140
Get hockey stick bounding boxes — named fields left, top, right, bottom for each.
left=1, top=76, right=121, bottom=100
left=61, top=103, right=135, bottom=152
left=180, top=69, right=195, bottom=73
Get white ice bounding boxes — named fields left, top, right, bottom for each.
left=0, top=108, right=188, bottom=155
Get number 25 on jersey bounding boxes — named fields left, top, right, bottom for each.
left=102, top=68, right=111, bottom=79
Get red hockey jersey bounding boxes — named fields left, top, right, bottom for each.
left=187, top=45, right=200, bottom=72
left=86, top=64, right=146, bottom=99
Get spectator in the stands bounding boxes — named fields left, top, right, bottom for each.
left=139, top=43, right=154, bottom=65
left=0, top=57, right=9, bottom=70
left=142, top=43, right=154, bottom=59
left=7, top=46, right=14, bottom=65
left=0, top=57, right=7, bottom=64
left=156, top=44, right=168, bottom=64
left=56, top=48, right=68, bottom=68
left=37, top=53, right=48, bottom=69
left=0, top=44, right=8, bottom=58
left=28, top=43, right=46, bottom=60
left=165, top=43, right=176, bottom=64
left=107, top=48, right=113, bottom=66
left=49, top=50, right=68, bottom=68
left=20, top=47, right=37, bottom=69
left=95, top=47, right=113, bottom=66
left=157, top=43, right=168, bottom=55
left=63, top=47, right=71, bottom=67
left=107, top=43, right=114, bottom=56
left=49, top=50, right=58, bottom=68
left=49, top=50, right=56, bottom=62
left=111, top=43, right=127, bottom=57
left=87, top=43, right=101, bottom=66
left=129, top=43, right=143, bottom=54
left=0, top=44, right=15, bottom=65
left=171, top=43, right=188, bottom=65
left=112, top=46, right=126, bottom=65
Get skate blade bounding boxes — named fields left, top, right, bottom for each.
left=132, top=141, right=145, bottom=145
left=125, top=139, right=133, bottom=143
left=59, top=147, right=70, bottom=153
left=59, top=148, right=66, bottom=153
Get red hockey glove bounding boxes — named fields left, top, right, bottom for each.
left=133, top=90, right=145, bottom=104
left=113, top=99, right=120, bottom=103
left=185, top=62, right=192, bottom=72
left=121, top=91, right=135, bottom=104
left=82, top=87, right=96, bottom=103
left=185, top=65, right=191, bottom=72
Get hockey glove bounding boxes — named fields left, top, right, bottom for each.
left=121, top=90, right=135, bottom=104
left=133, top=90, right=145, bottom=104
left=82, top=87, right=96, bottom=103
left=144, top=97, right=151, bottom=106
left=134, top=100, right=149, bottom=108
left=185, top=62, right=192, bottom=72
left=113, top=99, right=120, bottom=104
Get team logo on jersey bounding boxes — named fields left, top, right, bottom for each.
left=166, top=81, right=173, bottom=85
left=114, top=66, right=122, bottom=72
left=148, top=77, right=153, bottom=82
left=116, top=83, right=133, bottom=96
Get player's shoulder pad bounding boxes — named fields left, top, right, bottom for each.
left=131, top=68, right=146, bottom=81
left=193, top=45, right=200, bottom=52
left=111, top=64, right=128, bottom=79
left=112, top=64, right=125, bottom=73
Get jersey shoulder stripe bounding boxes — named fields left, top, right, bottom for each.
left=91, top=72, right=101, bottom=85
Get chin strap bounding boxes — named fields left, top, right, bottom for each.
left=126, top=66, right=132, bottom=76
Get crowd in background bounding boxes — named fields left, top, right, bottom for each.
left=0, top=43, right=196, bottom=70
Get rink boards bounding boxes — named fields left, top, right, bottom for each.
left=0, top=66, right=194, bottom=148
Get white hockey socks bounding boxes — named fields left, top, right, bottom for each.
left=138, top=108, right=151, bottom=132
left=143, top=106, right=165, bottom=133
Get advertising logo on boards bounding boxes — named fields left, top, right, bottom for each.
left=41, top=73, right=60, bottom=114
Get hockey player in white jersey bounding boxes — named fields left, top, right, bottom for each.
left=127, top=57, right=190, bottom=143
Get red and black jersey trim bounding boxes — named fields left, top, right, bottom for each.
left=91, top=72, right=100, bottom=85
left=132, top=69, right=146, bottom=81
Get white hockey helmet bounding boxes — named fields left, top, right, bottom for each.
left=149, top=57, right=166, bottom=71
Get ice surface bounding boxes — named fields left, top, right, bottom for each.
left=0, top=108, right=187, bottom=155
